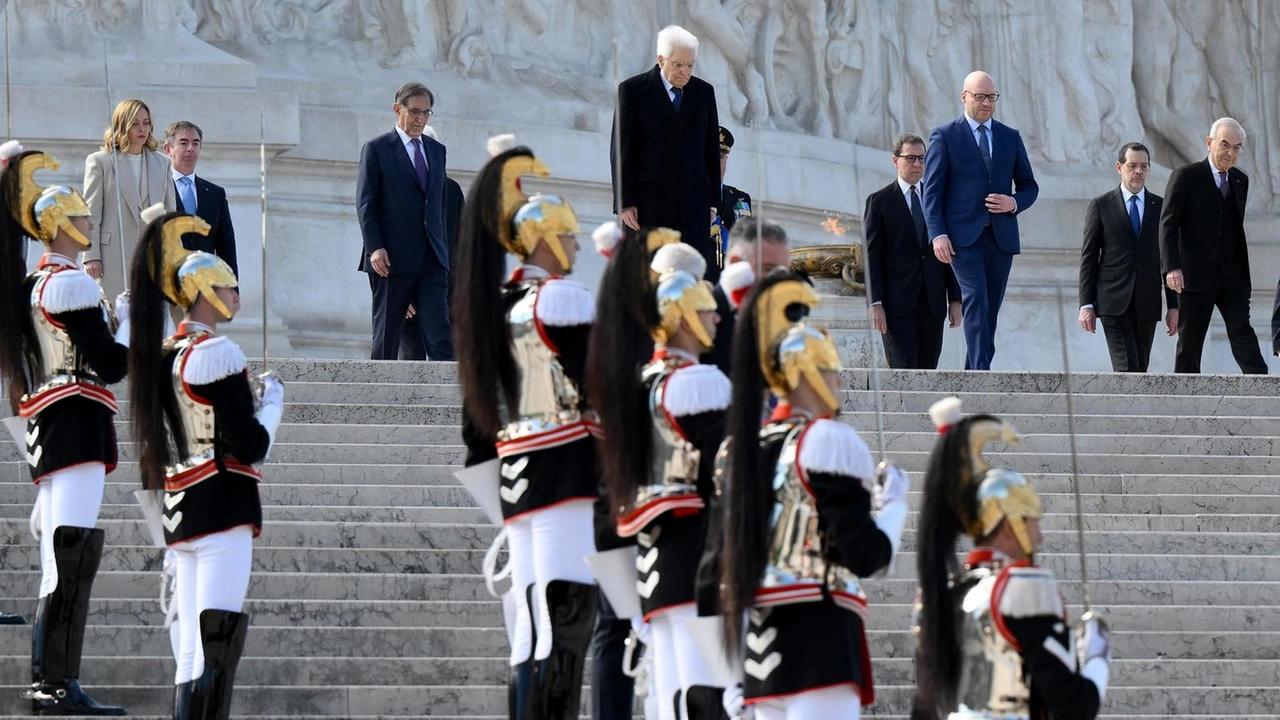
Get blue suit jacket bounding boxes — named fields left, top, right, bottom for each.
left=356, top=129, right=449, bottom=273
left=922, top=117, right=1038, bottom=254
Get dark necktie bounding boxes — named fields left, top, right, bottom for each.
left=1219, top=171, right=1229, bottom=199
left=672, top=87, right=683, bottom=114
left=910, top=185, right=927, bottom=247
left=977, top=124, right=992, bottom=172
left=412, top=138, right=428, bottom=191
left=1129, top=194, right=1141, bottom=236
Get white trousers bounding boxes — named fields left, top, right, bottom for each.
left=752, top=684, right=861, bottom=720
left=36, top=463, right=106, bottom=598
left=171, top=525, right=254, bottom=683
left=504, top=499, right=596, bottom=664
left=649, top=604, right=736, bottom=720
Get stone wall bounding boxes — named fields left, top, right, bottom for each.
left=2, top=0, right=1277, bottom=372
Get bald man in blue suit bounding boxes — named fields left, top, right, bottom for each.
left=924, top=70, right=1038, bottom=370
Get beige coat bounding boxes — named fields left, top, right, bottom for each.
left=83, top=148, right=177, bottom=299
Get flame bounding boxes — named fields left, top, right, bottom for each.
left=821, top=214, right=847, bottom=236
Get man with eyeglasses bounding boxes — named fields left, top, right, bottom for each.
left=864, top=133, right=961, bottom=369
left=923, top=70, right=1038, bottom=370
left=356, top=81, right=454, bottom=361
left=611, top=24, right=723, bottom=282
left=1077, top=142, right=1178, bottom=373
left=1159, top=117, right=1268, bottom=374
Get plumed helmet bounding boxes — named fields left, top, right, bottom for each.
left=9, top=151, right=91, bottom=247
left=650, top=242, right=717, bottom=349
left=929, top=396, right=1042, bottom=556
left=494, top=140, right=579, bottom=271
left=141, top=203, right=238, bottom=318
left=753, top=277, right=841, bottom=411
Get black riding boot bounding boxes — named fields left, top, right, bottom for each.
left=0, top=608, right=26, bottom=624
left=172, top=681, right=193, bottom=720
left=684, top=685, right=729, bottom=719
left=24, top=526, right=126, bottom=716
left=532, top=580, right=599, bottom=719
left=187, top=610, right=250, bottom=720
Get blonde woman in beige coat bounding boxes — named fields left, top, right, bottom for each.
left=84, top=98, right=176, bottom=298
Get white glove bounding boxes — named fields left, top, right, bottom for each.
left=721, top=683, right=747, bottom=719
left=113, top=292, right=131, bottom=346
left=873, top=462, right=909, bottom=510
left=872, top=461, right=909, bottom=563
left=254, top=372, right=285, bottom=453
left=1077, top=613, right=1112, bottom=699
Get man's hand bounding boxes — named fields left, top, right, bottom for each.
left=1165, top=308, right=1179, bottom=337
left=869, top=304, right=887, bottom=334
left=948, top=301, right=962, bottom=328
left=985, top=193, right=1016, bottom=214
left=1080, top=307, right=1097, bottom=333
left=1165, top=269, right=1184, bottom=293
left=932, top=236, right=954, bottom=264
left=620, top=207, right=640, bottom=231
left=369, top=249, right=391, bottom=277
left=406, top=304, right=417, bottom=320
left=85, top=260, right=103, bottom=279
left=709, top=207, right=718, bottom=223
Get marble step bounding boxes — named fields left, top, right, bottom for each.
left=1, top=655, right=1274, bottom=689
left=7, top=429, right=1277, bottom=462
left=0, top=681, right=1276, bottom=716
left=247, top=358, right=1278, bottom=397
left=1, top=624, right=1278, bottom=661
left=0, top=597, right=1268, bottom=634
left=4, top=572, right=1276, bottom=607
left=5, top=514, right=1273, bottom=555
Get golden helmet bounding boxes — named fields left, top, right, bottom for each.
left=754, top=277, right=842, bottom=411
left=650, top=242, right=716, bottom=349
left=930, top=397, right=1043, bottom=557
left=10, top=151, right=91, bottom=247
left=142, top=204, right=238, bottom=319
left=497, top=150, right=579, bottom=271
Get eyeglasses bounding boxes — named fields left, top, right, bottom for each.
left=665, top=60, right=695, bottom=72
left=405, top=108, right=434, bottom=119
left=965, top=91, right=1000, bottom=104
left=895, top=154, right=925, bottom=164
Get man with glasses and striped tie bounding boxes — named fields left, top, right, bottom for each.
left=356, top=82, right=454, bottom=361
left=923, top=71, right=1039, bottom=371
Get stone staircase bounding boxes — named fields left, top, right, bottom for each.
left=1, top=360, right=1277, bottom=718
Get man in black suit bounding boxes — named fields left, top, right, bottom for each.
left=865, top=133, right=962, bottom=369
left=612, top=25, right=722, bottom=282
left=164, top=121, right=237, bottom=277
left=702, top=217, right=790, bottom=375
left=401, top=126, right=465, bottom=361
left=356, top=82, right=454, bottom=361
left=1079, top=142, right=1179, bottom=372
left=1159, top=117, right=1267, bottom=374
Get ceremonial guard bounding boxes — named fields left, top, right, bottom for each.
left=0, top=145, right=128, bottom=715
left=453, top=139, right=599, bottom=719
left=911, top=398, right=1112, bottom=720
left=0, top=141, right=29, bottom=628
left=589, top=225, right=735, bottom=719
left=716, top=272, right=909, bottom=719
left=127, top=203, right=283, bottom=719
left=711, top=127, right=751, bottom=267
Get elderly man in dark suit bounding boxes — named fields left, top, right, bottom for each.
left=356, top=82, right=454, bottom=361
left=400, top=127, right=465, bottom=361
left=612, top=25, right=722, bottom=282
left=1079, top=142, right=1179, bottom=372
left=164, top=120, right=238, bottom=277
left=1159, top=117, right=1267, bottom=374
left=865, top=133, right=962, bottom=369
left=924, top=70, right=1038, bottom=370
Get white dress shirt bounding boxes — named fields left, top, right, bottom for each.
left=964, top=113, right=994, bottom=157
left=1120, top=185, right=1145, bottom=227
left=660, top=72, right=679, bottom=105
left=394, top=125, right=429, bottom=172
